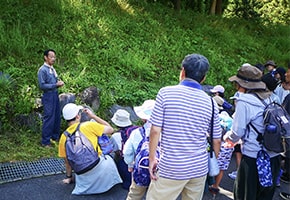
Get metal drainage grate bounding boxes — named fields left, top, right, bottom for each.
left=0, top=158, right=65, bottom=184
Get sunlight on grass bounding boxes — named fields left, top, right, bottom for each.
left=0, top=130, right=58, bottom=163
left=117, top=0, right=135, bottom=15
left=97, top=18, right=111, bottom=36
left=0, top=0, right=289, bottom=163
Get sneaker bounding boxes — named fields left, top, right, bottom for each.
left=280, top=192, right=290, bottom=200
left=228, top=171, right=237, bottom=180
left=280, top=173, right=290, bottom=184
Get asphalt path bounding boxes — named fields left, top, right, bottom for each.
left=0, top=154, right=282, bottom=200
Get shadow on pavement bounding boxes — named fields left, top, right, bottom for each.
left=0, top=154, right=281, bottom=200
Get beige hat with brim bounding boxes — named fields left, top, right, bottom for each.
left=111, top=109, right=132, bottom=127
left=228, top=64, right=266, bottom=90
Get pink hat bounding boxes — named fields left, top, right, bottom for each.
left=210, top=85, right=225, bottom=93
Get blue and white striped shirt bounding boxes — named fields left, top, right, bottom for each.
left=150, top=83, right=221, bottom=180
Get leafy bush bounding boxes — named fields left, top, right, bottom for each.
left=0, top=0, right=289, bottom=162
left=225, top=0, right=290, bottom=25
left=0, top=72, right=16, bottom=130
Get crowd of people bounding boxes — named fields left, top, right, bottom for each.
left=38, top=49, right=290, bottom=199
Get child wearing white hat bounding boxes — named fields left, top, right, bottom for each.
left=123, top=99, right=156, bottom=200
left=110, top=109, right=139, bottom=190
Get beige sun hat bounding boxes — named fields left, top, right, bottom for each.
left=111, top=109, right=132, bottom=127
left=228, top=64, right=266, bottom=90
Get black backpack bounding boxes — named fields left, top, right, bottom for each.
left=63, top=123, right=100, bottom=174
left=250, top=100, right=290, bottom=153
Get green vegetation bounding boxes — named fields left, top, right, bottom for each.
left=0, top=0, right=289, bottom=162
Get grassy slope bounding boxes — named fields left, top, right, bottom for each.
left=0, top=0, right=289, bottom=162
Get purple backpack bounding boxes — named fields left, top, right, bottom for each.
left=64, top=123, right=100, bottom=174
left=133, top=127, right=161, bottom=186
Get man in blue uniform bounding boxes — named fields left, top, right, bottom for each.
left=37, top=49, right=64, bottom=147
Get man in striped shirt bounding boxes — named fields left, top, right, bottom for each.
left=147, top=53, right=221, bottom=200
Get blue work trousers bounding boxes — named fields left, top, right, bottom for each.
left=41, top=90, right=61, bottom=145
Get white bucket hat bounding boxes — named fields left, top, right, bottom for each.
left=111, top=109, right=132, bottom=127
left=62, top=103, right=83, bottom=120
left=134, top=100, right=156, bottom=120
